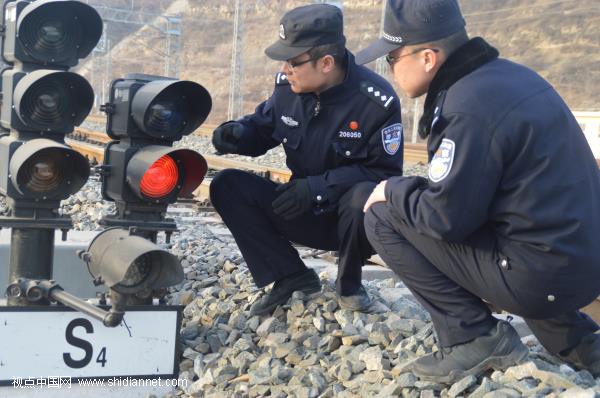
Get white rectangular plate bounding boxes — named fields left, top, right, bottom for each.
left=0, top=306, right=182, bottom=385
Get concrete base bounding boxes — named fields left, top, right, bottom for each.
left=0, top=230, right=104, bottom=299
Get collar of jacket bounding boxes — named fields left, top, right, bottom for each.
left=305, top=50, right=355, bottom=104
left=418, top=37, right=499, bottom=139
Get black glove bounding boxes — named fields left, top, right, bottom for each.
left=212, top=122, right=244, bottom=154
left=272, top=179, right=313, bottom=220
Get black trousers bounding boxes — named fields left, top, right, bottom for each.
left=209, top=169, right=375, bottom=295
left=364, top=203, right=599, bottom=354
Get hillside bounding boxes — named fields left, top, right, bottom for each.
left=77, top=0, right=600, bottom=133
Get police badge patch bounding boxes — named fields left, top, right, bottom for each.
left=381, top=123, right=402, bottom=155
left=428, top=138, right=455, bottom=183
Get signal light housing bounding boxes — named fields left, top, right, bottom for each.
left=126, top=146, right=207, bottom=201
left=2, top=0, right=103, bottom=67
left=0, top=137, right=89, bottom=201
left=102, top=143, right=208, bottom=204
left=101, top=74, right=211, bottom=214
left=10, top=139, right=89, bottom=199
left=1, top=69, right=95, bottom=133
left=131, top=80, right=212, bottom=140
left=106, top=75, right=212, bottom=142
left=0, top=0, right=100, bottom=208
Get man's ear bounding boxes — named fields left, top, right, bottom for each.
left=423, top=49, right=441, bottom=73
left=321, top=55, right=336, bottom=73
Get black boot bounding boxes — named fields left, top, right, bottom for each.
left=558, top=332, right=600, bottom=377
left=338, top=284, right=372, bottom=311
left=403, top=320, right=529, bottom=384
left=250, top=268, right=321, bottom=316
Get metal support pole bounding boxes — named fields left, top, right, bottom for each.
left=8, top=228, right=54, bottom=306
left=228, top=0, right=244, bottom=120
left=165, top=18, right=171, bottom=76
left=50, top=289, right=124, bottom=327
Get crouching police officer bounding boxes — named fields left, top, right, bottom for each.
left=209, top=4, right=403, bottom=315
left=359, top=0, right=600, bottom=383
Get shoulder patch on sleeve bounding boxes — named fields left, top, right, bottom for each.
left=381, top=123, right=403, bottom=155
left=360, top=81, right=395, bottom=109
left=428, top=138, right=455, bottom=183
left=275, top=72, right=289, bottom=86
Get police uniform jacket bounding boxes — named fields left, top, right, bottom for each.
left=231, top=51, right=403, bottom=214
left=384, top=44, right=600, bottom=293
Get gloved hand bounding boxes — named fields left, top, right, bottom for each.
left=212, top=122, right=244, bottom=154
left=272, top=178, right=313, bottom=220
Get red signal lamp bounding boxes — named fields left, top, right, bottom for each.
left=140, top=155, right=179, bottom=199
left=124, top=146, right=207, bottom=202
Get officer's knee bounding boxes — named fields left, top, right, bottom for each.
left=364, top=205, right=382, bottom=246
left=209, top=169, right=246, bottom=208
left=339, top=182, right=377, bottom=216
left=364, top=203, right=401, bottom=250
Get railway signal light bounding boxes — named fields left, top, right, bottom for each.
left=0, top=0, right=102, bottom=305
left=0, top=0, right=101, bottom=211
left=100, top=74, right=211, bottom=236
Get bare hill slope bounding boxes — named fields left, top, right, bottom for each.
left=79, top=0, right=599, bottom=129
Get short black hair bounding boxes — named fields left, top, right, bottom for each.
left=307, top=42, right=347, bottom=69
left=426, top=28, right=469, bottom=56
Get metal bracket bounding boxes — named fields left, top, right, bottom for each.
left=6, top=278, right=125, bottom=328
left=93, top=164, right=111, bottom=176
left=100, top=102, right=116, bottom=115
left=0, top=215, right=73, bottom=230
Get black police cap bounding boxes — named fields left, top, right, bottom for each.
left=265, top=4, right=346, bottom=61
left=356, top=0, right=465, bottom=65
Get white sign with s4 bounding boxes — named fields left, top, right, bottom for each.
left=0, top=306, right=181, bottom=385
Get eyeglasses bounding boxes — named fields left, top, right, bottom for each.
left=286, top=56, right=317, bottom=69
left=285, top=52, right=337, bottom=70
left=385, top=48, right=439, bottom=67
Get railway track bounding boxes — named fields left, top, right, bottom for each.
left=69, top=121, right=427, bottom=186
left=67, top=126, right=294, bottom=202
left=67, top=124, right=426, bottom=200
left=76, top=120, right=428, bottom=162
left=67, top=126, right=293, bottom=180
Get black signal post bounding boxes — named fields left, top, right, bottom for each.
left=0, top=0, right=102, bottom=305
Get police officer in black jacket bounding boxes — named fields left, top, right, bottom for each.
left=209, top=4, right=403, bottom=315
left=358, top=0, right=600, bottom=383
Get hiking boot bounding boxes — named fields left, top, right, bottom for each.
left=403, top=320, right=529, bottom=384
left=250, top=268, right=321, bottom=316
left=338, top=284, right=372, bottom=311
left=558, top=332, right=600, bottom=377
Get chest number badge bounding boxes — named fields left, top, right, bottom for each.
left=381, top=123, right=402, bottom=155
left=428, top=138, right=455, bottom=182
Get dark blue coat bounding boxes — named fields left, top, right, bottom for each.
left=385, top=58, right=600, bottom=291
left=233, top=51, right=404, bottom=214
